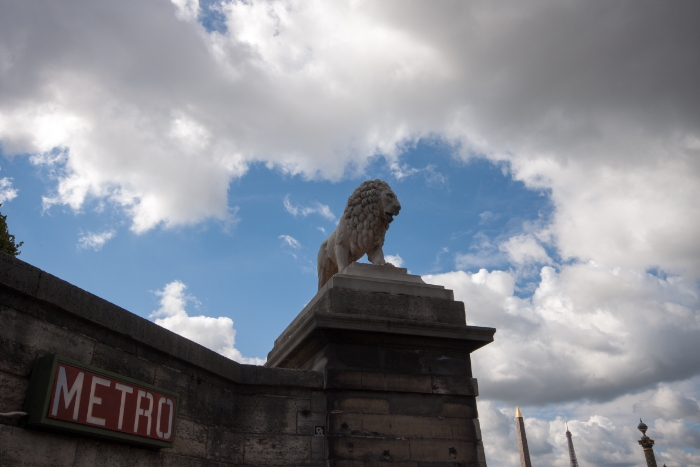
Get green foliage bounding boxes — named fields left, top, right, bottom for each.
left=0, top=204, right=23, bottom=256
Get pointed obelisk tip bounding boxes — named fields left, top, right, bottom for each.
left=515, top=406, right=523, bottom=418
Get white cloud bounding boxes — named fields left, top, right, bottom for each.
left=283, top=196, right=336, bottom=222
left=77, top=229, right=116, bottom=251
left=477, top=378, right=700, bottom=467
left=424, top=265, right=700, bottom=405
left=425, top=249, right=700, bottom=467
left=384, top=254, right=404, bottom=267
left=0, top=177, right=17, bottom=204
left=454, top=232, right=508, bottom=270
left=170, top=0, right=199, bottom=22
left=633, top=385, right=700, bottom=421
left=1, top=2, right=698, bottom=277
left=388, top=162, right=447, bottom=185
left=499, top=234, right=551, bottom=266
left=150, top=280, right=265, bottom=365
left=279, top=234, right=301, bottom=249
left=479, top=211, right=499, bottom=224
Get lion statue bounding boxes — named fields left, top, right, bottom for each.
left=317, top=179, right=401, bottom=289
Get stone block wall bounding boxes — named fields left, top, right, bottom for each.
left=0, top=254, right=493, bottom=466
left=0, top=253, right=325, bottom=467
left=265, top=276, right=494, bottom=466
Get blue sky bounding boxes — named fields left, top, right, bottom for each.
left=2, top=144, right=551, bottom=358
left=1, top=1, right=700, bottom=466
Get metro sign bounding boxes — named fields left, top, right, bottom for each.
left=23, top=354, right=179, bottom=448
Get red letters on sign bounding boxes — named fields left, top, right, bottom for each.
left=48, top=363, right=175, bottom=441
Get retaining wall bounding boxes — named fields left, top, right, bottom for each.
left=0, top=253, right=324, bottom=466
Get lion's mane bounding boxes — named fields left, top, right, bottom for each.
left=343, top=179, right=392, bottom=254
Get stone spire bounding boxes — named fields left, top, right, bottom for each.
left=637, top=419, right=658, bottom=467
left=515, top=406, right=532, bottom=467
left=566, top=423, right=579, bottom=467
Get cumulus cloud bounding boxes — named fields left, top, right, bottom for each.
left=150, top=280, right=265, bottom=365
left=633, top=385, right=700, bottom=421
left=0, top=177, right=17, bottom=204
left=283, top=195, right=336, bottom=222
left=424, top=265, right=700, bottom=466
left=478, top=380, right=700, bottom=467
left=499, top=234, right=551, bottom=266
left=279, top=234, right=301, bottom=249
left=77, top=229, right=115, bottom=251
left=1, top=0, right=697, bottom=255
left=384, top=254, right=404, bottom=268
left=425, top=265, right=700, bottom=405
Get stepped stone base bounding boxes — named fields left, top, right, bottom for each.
left=267, top=263, right=495, bottom=466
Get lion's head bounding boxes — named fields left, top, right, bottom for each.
left=343, top=179, right=401, bottom=253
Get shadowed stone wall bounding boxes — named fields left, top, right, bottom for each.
left=0, top=254, right=494, bottom=466
left=0, top=254, right=325, bottom=467
left=266, top=266, right=495, bottom=467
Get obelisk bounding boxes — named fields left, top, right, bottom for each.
left=515, top=407, right=532, bottom=467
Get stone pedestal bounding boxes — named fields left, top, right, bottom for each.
left=266, top=263, right=496, bottom=466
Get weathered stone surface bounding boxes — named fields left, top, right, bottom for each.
left=0, top=424, right=77, bottom=466
left=73, top=439, right=162, bottom=467
left=36, top=273, right=118, bottom=333
left=0, top=370, right=27, bottom=414
left=0, top=254, right=42, bottom=298
left=431, top=376, right=479, bottom=396
left=253, top=384, right=312, bottom=399
left=449, top=417, right=479, bottom=440
left=362, top=414, right=453, bottom=439
left=0, top=305, right=95, bottom=376
left=332, top=396, right=390, bottom=415
left=244, top=434, right=311, bottom=465
left=323, top=287, right=459, bottom=322
left=297, top=411, right=326, bottom=436
left=90, top=341, right=158, bottom=385
left=327, top=370, right=438, bottom=394
left=311, top=434, right=326, bottom=462
left=233, top=394, right=309, bottom=434
left=327, top=343, right=384, bottom=371
left=169, top=418, right=208, bottom=458
left=365, top=372, right=433, bottom=393
left=408, top=439, right=477, bottom=463
left=332, top=462, right=419, bottom=467
left=206, top=428, right=244, bottom=463
left=440, top=398, right=477, bottom=418
left=194, top=379, right=237, bottom=429
left=154, top=364, right=197, bottom=421
left=161, top=453, right=228, bottom=467
left=326, top=369, right=363, bottom=389
left=417, top=351, right=472, bottom=376
left=310, top=390, right=326, bottom=412
left=256, top=365, right=324, bottom=388
left=328, top=437, right=411, bottom=462
left=266, top=286, right=494, bottom=369
left=329, top=392, right=478, bottom=420
left=329, top=413, right=363, bottom=435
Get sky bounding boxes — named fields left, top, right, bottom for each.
left=1, top=1, right=699, bottom=465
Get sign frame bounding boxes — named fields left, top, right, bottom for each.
left=22, top=354, right=179, bottom=449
